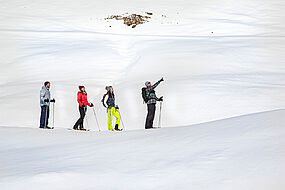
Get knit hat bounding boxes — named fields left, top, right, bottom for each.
left=79, top=85, right=85, bottom=90
left=145, top=81, right=151, bottom=86
left=44, top=81, right=50, bottom=87
left=105, top=86, right=112, bottom=91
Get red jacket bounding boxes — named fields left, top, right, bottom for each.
left=77, top=91, right=91, bottom=107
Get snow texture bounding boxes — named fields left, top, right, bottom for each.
left=0, top=0, right=285, bottom=129
left=0, top=0, right=285, bottom=189
left=0, top=109, right=285, bottom=189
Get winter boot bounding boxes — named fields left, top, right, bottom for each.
left=114, top=124, right=122, bottom=131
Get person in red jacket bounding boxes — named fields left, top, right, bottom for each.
left=73, top=85, right=94, bottom=130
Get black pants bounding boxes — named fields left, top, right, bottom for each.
left=74, top=106, right=87, bottom=129
left=145, top=103, right=156, bottom=129
left=40, top=106, right=49, bottom=128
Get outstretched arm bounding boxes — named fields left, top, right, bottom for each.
left=147, top=78, right=164, bottom=92
left=86, top=100, right=91, bottom=107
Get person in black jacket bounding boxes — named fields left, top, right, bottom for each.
left=102, top=86, right=121, bottom=131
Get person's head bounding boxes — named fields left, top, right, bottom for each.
left=79, top=85, right=85, bottom=92
left=44, top=81, right=50, bottom=89
left=105, top=86, right=113, bottom=92
left=145, top=81, right=151, bottom=87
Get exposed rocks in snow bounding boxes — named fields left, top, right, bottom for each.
left=105, top=13, right=152, bottom=28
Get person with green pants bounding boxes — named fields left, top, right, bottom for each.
left=102, top=86, right=121, bottom=131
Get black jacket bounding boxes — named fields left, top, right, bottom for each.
left=102, top=92, right=115, bottom=108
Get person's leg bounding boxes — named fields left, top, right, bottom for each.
left=46, top=106, right=50, bottom=127
left=40, top=106, right=46, bottom=128
left=113, top=108, right=121, bottom=130
left=80, top=107, right=87, bottom=130
left=149, top=104, right=156, bottom=128
left=43, top=106, right=49, bottom=128
left=108, top=108, right=113, bottom=131
left=74, top=106, right=83, bottom=129
left=145, top=104, right=152, bottom=129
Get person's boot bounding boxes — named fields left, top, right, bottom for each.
left=114, top=124, right=122, bottom=131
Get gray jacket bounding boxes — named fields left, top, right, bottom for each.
left=40, top=86, right=50, bottom=106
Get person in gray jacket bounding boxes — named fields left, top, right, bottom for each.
left=40, top=81, right=55, bottom=129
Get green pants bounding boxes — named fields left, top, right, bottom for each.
left=107, top=107, right=120, bottom=130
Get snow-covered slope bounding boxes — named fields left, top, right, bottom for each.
left=0, top=0, right=285, bottom=129
left=0, top=109, right=284, bottom=189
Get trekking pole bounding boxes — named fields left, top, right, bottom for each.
left=92, top=107, right=101, bottom=131
left=44, top=105, right=48, bottom=128
left=158, top=101, right=163, bottom=128
left=85, top=107, right=90, bottom=130
left=116, top=108, right=126, bottom=131
left=52, top=102, right=55, bottom=129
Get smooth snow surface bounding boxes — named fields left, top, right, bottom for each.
left=0, top=0, right=285, bottom=129
left=0, top=109, right=285, bottom=189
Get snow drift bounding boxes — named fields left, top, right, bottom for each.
left=0, top=0, right=285, bottom=130
left=0, top=109, right=285, bottom=189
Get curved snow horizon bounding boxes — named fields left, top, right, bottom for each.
left=1, top=109, right=285, bottom=189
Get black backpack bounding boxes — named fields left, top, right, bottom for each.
left=142, top=87, right=155, bottom=103
left=142, top=87, right=148, bottom=103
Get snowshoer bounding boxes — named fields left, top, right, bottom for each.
left=142, top=78, right=164, bottom=129
left=101, top=86, right=121, bottom=131
left=73, top=86, right=94, bottom=131
left=39, top=81, right=55, bottom=129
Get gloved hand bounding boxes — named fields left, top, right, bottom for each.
left=90, top=103, right=94, bottom=107
left=115, top=105, right=119, bottom=110
left=158, top=96, right=163, bottom=101
left=50, top=99, right=55, bottom=103
left=159, top=77, right=164, bottom=82
left=44, top=99, right=49, bottom=102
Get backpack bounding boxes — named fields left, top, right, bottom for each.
left=142, top=87, right=148, bottom=103
left=142, top=87, right=155, bottom=103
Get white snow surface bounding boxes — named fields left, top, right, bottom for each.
left=1, top=1, right=285, bottom=189
left=0, top=109, right=285, bottom=189
left=0, top=0, right=285, bottom=129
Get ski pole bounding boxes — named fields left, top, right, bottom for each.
left=44, top=105, right=48, bottom=128
left=52, top=102, right=55, bottom=129
left=158, top=101, right=163, bottom=128
left=116, top=108, right=126, bottom=131
left=92, top=107, right=101, bottom=131
left=85, top=107, right=90, bottom=130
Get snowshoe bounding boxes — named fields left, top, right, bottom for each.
left=44, top=126, right=54, bottom=129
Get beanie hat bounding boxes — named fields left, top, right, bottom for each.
left=145, top=81, right=150, bottom=86
left=105, top=86, right=112, bottom=91
left=44, top=81, right=50, bottom=87
left=79, top=85, right=85, bottom=90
